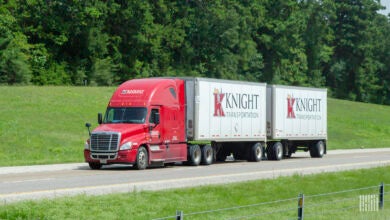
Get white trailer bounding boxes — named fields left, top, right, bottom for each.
left=185, top=78, right=267, bottom=162
left=266, top=85, right=327, bottom=160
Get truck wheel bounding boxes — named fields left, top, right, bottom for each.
left=89, top=162, right=102, bottom=170
left=135, top=147, right=148, bottom=170
left=267, top=142, right=283, bottom=161
left=249, top=143, right=263, bottom=162
left=201, top=145, right=213, bottom=165
left=188, top=145, right=201, bottom=166
left=310, top=141, right=325, bottom=158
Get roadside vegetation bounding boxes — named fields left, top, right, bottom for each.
left=1, top=86, right=390, bottom=166
left=0, top=86, right=114, bottom=166
left=1, top=166, right=389, bottom=219
left=327, top=98, right=390, bottom=150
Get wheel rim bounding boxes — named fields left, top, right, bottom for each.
left=206, top=149, right=212, bottom=159
left=195, top=150, right=200, bottom=159
left=319, top=142, right=324, bottom=155
left=138, top=150, right=146, bottom=167
left=255, top=146, right=261, bottom=158
left=277, top=145, right=282, bottom=158
left=194, top=147, right=201, bottom=163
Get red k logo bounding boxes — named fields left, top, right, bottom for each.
left=287, top=95, right=296, bottom=118
left=213, top=88, right=225, bottom=117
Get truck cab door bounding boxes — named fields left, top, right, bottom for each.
left=148, top=107, right=166, bottom=162
left=149, top=107, right=162, bottom=144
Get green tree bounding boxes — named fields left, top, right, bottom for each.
left=327, top=0, right=383, bottom=102
left=0, top=2, right=31, bottom=84
left=301, top=0, right=335, bottom=87
left=254, top=0, right=309, bottom=86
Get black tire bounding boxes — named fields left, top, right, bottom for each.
left=310, top=141, right=325, bottom=158
left=201, top=144, right=213, bottom=165
left=249, top=143, right=263, bottom=162
left=188, top=145, right=201, bottom=166
left=267, top=142, right=283, bottom=161
left=89, top=162, right=102, bottom=170
left=135, top=147, right=148, bottom=170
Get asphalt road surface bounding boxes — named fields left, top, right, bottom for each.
left=1, top=148, right=390, bottom=204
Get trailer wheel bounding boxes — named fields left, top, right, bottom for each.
left=188, top=145, right=201, bottom=166
left=201, top=144, right=213, bottom=165
left=135, top=146, right=148, bottom=170
left=249, top=143, right=263, bottom=162
left=310, top=141, right=325, bottom=158
left=267, top=142, right=283, bottom=161
left=89, top=162, right=102, bottom=170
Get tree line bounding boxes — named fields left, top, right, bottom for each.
left=1, top=0, right=389, bottom=104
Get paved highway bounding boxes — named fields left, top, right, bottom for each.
left=1, top=148, right=389, bottom=204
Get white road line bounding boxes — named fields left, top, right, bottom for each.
left=2, top=178, right=54, bottom=184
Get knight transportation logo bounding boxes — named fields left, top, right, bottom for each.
left=212, top=88, right=260, bottom=118
left=286, top=94, right=322, bottom=120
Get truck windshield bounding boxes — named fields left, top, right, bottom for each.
left=104, top=107, right=147, bottom=124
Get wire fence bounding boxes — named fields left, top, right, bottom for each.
left=154, top=182, right=388, bottom=220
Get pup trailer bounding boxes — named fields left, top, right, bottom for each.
left=84, top=78, right=327, bottom=169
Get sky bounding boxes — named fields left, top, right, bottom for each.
left=379, top=0, right=390, bottom=15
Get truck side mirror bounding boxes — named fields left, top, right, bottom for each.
left=85, top=123, right=91, bottom=136
left=98, top=113, right=103, bottom=124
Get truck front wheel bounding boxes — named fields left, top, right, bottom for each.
left=89, top=162, right=102, bottom=170
left=135, top=147, right=148, bottom=170
left=310, top=141, right=325, bottom=158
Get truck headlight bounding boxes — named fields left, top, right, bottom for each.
left=120, top=142, right=133, bottom=150
left=84, top=140, right=90, bottom=150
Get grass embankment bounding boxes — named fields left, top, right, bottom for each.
left=0, top=87, right=115, bottom=166
left=1, top=166, right=389, bottom=219
left=0, top=87, right=390, bottom=166
left=328, top=98, right=390, bottom=149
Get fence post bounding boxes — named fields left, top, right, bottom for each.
left=176, top=210, right=183, bottom=220
left=379, top=182, right=384, bottom=210
left=298, top=193, right=304, bottom=220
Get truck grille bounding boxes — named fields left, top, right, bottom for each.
left=90, top=132, right=120, bottom=152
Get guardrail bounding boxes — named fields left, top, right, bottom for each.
left=154, top=183, right=388, bottom=220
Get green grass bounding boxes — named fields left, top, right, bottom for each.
left=0, top=86, right=389, bottom=166
left=1, top=166, right=389, bottom=219
left=327, top=98, right=390, bottom=149
left=0, top=86, right=115, bottom=166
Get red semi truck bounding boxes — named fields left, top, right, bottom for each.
left=84, top=77, right=327, bottom=170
